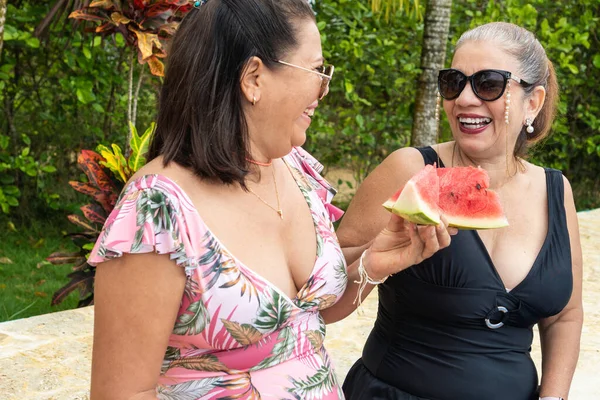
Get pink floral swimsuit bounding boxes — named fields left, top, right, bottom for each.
left=89, top=147, right=348, bottom=399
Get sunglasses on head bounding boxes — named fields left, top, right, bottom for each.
left=278, top=60, right=335, bottom=100
left=438, top=68, right=532, bottom=101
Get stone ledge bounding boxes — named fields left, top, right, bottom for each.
left=1, top=209, right=599, bottom=399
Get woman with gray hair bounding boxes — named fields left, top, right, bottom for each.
left=337, top=22, right=583, bottom=400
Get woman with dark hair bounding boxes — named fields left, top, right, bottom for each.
left=339, top=22, right=583, bottom=400
left=87, top=1, right=454, bottom=398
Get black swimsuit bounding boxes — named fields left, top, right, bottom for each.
left=343, top=147, right=573, bottom=400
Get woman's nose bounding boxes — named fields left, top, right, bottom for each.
left=455, top=81, right=482, bottom=107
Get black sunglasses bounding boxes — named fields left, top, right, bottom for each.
left=438, top=68, right=532, bottom=101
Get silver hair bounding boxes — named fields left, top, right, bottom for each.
left=455, top=22, right=549, bottom=95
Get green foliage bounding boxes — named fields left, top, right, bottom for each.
left=447, top=0, right=600, bottom=209
left=47, top=124, right=153, bottom=307
left=308, top=0, right=424, bottom=184
left=307, top=0, right=599, bottom=210
left=0, top=2, right=158, bottom=220
left=97, top=121, right=154, bottom=182
left=0, top=218, right=79, bottom=322
left=69, top=0, right=192, bottom=76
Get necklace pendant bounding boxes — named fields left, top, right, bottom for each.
left=277, top=210, right=283, bottom=220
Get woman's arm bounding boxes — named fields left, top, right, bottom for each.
left=336, top=147, right=427, bottom=248
left=538, top=176, right=584, bottom=399
left=91, top=253, right=187, bottom=400
left=322, top=147, right=455, bottom=324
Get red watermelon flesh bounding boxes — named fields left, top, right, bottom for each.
left=437, top=166, right=508, bottom=229
left=383, top=164, right=441, bottom=225
left=383, top=165, right=508, bottom=230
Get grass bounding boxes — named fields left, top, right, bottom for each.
left=0, top=217, right=81, bottom=323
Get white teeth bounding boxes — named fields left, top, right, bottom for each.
left=304, top=108, right=315, bottom=116
left=458, top=117, right=491, bottom=124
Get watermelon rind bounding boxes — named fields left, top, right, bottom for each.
left=447, top=215, right=509, bottom=230
left=389, top=181, right=441, bottom=225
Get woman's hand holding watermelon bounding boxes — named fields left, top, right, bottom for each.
left=364, top=214, right=457, bottom=281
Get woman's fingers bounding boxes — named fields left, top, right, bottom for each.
left=436, top=221, right=452, bottom=249
left=440, top=215, right=459, bottom=236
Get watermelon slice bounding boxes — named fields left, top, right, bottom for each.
left=383, top=165, right=508, bottom=230
left=383, top=164, right=441, bottom=225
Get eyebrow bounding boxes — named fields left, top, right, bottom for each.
left=313, top=56, right=325, bottom=64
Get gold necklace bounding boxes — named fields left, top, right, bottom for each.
left=247, top=165, right=283, bottom=220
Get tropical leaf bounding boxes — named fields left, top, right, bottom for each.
left=77, top=150, right=115, bottom=193
left=46, top=251, right=84, bottom=265
left=68, top=214, right=98, bottom=232
left=128, top=122, right=154, bottom=172
left=51, top=269, right=95, bottom=306
left=90, top=0, right=116, bottom=9
left=81, top=204, right=107, bottom=224
left=167, top=354, right=229, bottom=373
left=69, top=9, right=110, bottom=22
left=156, top=377, right=223, bottom=400
left=253, top=290, right=293, bottom=333
left=305, top=330, right=324, bottom=352
left=131, top=28, right=162, bottom=60
left=173, top=298, right=210, bottom=336
left=97, top=143, right=130, bottom=183
left=110, top=11, right=131, bottom=25
left=251, top=326, right=296, bottom=371
left=286, top=366, right=335, bottom=400
left=221, top=319, right=263, bottom=346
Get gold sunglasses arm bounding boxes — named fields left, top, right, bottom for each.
left=277, top=60, right=333, bottom=79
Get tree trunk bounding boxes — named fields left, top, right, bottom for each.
left=0, top=0, right=7, bottom=57
left=411, top=0, right=452, bottom=147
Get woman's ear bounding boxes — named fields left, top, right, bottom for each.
left=240, top=56, right=264, bottom=105
left=527, top=85, right=546, bottom=120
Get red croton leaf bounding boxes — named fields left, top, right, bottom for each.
left=96, top=22, right=116, bottom=33
left=78, top=150, right=115, bottom=194
left=133, top=0, right=150, bottom=10
left=46, top=252, right=85, bottom=265
left=69, top=181, right=115, bottom=213
left=69, top=9, right=111, bottom=22
left=51, top=269, right=95, bottom=306
left=81, top=204, right=107, bottom=224
left=68, top=214, right=98, bottom=233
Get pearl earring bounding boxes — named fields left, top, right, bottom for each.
left=526, top=118, right=534, bottom=134
left=504, top=80, right=511, bottom=125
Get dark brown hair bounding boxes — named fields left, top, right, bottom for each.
left=148, top=0, right=315, bottom=185
left=456, top=22, right=559, bottom=158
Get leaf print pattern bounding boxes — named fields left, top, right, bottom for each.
left=156, top=377, right=223, bottom=400
left=305, top=330, right=324, bottom=353
left=87, top=148, right=348, bottom=399
left=253, top=290, right=293, bottom=333
left=218, top=257, right=259, bottom=301
left=287, top=366, right=335, bottom=400
left=173, top=298, right=210, bottom=336
left=221, top=319, right=264, bottom=346
left=217, top=374, right=262, bottom=400
left=251, top=326, right=297, bottom=371
left=166, top=353, right=230, bottom=373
